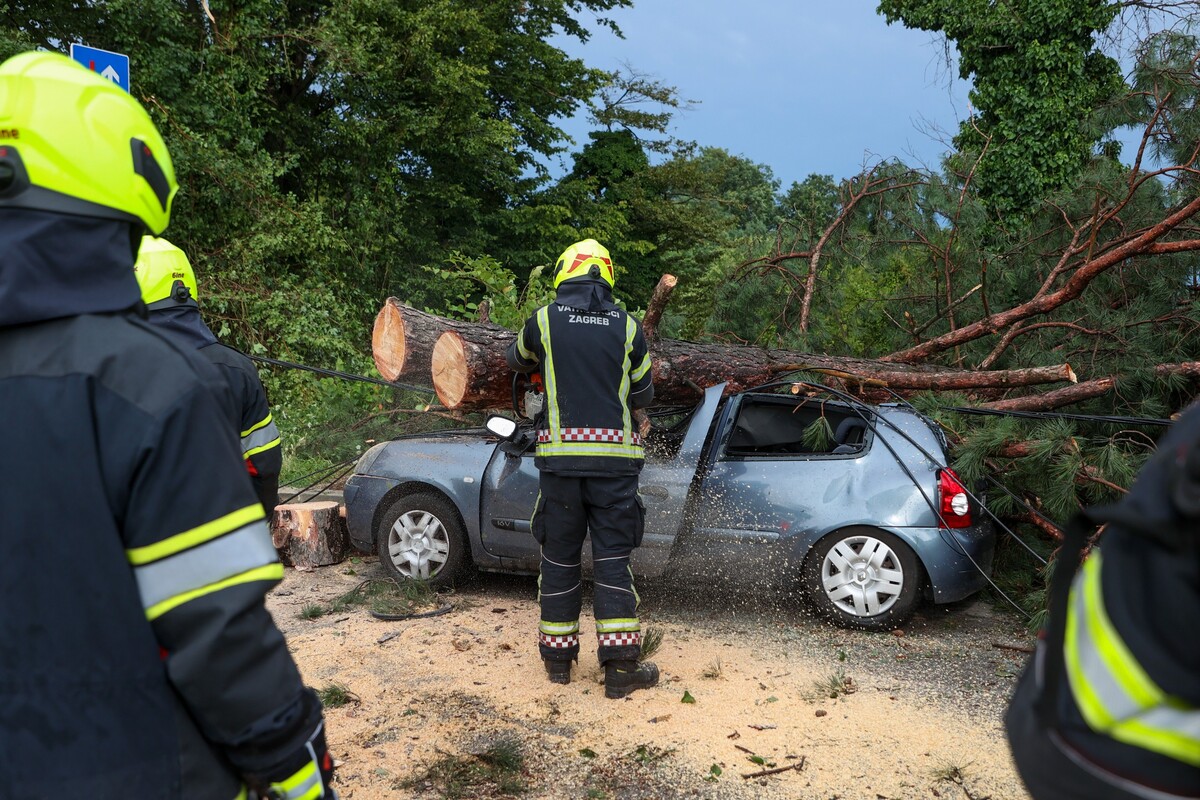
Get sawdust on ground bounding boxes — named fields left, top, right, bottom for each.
left=268, top=558, right=1035, bottom=800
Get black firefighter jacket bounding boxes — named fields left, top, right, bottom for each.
left=506, top=278, right=654, bottom=476
left=0, top=210, right=317, bottom=799
left=145, top=306, right=282, bottom=516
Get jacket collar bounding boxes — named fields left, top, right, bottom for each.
left=0, top=209, right=141, bottom=328
left=554, top=278, right=619, bottom=313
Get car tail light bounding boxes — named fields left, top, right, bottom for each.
left=938, top=468, right=972, bottom=528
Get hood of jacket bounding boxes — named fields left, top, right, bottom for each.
left=554, top=278, right=620, bottom=313
left=143, top=305, right=219, bottom=349
left=0, top=209, right=142, bottom=328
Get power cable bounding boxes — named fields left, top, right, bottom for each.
left=243, top=350, right=438, bottom=396
left=941, top=405, right=1171, bottom=427
left=280, top=456, right=360, bottom=505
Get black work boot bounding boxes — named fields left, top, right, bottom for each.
left=604, top=660, right=659, bottom=699
left=544, top=659, right=572, bottom=685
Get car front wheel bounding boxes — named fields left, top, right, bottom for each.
left=801, top=528, right=921, bottom=631
left=376, top=493, right=465, bottom=587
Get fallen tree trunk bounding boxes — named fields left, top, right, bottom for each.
left=425, top=319, right=1079, bottom=411
left=373, top=299, right=1086, bottom=412
left=432, top=325, right=516, bottom=409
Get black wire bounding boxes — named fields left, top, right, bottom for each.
left=244, top=351, right=438, bottom=396
left=941, top=405, right=1171, bottom=427
left=280, top=456, right=360, bottom=505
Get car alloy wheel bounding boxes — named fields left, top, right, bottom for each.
left=802, top=527, right=921, bottom=630
left=376, top=492, right=465, bottom=586
left=387, top=509, right=450, bottom=580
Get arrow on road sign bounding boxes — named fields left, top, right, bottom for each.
left=100, top=65, right=121, bottom=84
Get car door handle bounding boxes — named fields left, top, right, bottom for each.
left=639, top=485, right=669, bottom=501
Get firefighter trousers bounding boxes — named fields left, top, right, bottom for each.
left=532, top=472, right=645, bottom=665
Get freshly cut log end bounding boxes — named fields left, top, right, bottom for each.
left=271, top=500, right=349, bottom=568
left=371, top=297, right=406, bottom=382
left=431, top=327, right=518, bottom=409
left=432, top=331, right=469, bottom=408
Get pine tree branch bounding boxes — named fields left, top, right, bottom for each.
left=882, top=195, right=1200, bottom=364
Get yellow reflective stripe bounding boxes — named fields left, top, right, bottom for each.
left=631, top=353, right=651, bottom=382
left=126, top=504, right=264, bottom=566
left=538, top=307, right=560, bottom=444
left=1082, top=556, right=1160, bottom=708
left=540, top=620, right=580, bottom=635
left=620, top=316, right=634, bottom=445
left=595, top=618, right=640, bottom=633
left=242, top=419, right=281, bottom=456
left=517, top=328, right=537, bottom=362
left=1115, top=717, right=1200, bottom=766
left=134, top=521, right=277, bottom=611
left=629, top=565, right=641, bottom=609
left=1064, top=551, right=1200, bottom=766
left=270, top=758, right=322, bottom=800
left=232, top=787, right=248, bottom=800
left=145, top=563, right=283, bottom=621
left=536, top=442, right=645, bottom=458
left=241, top=412, right=274, bottom=438
left=244, top=438, right=281, bottom=459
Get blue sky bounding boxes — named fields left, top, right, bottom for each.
left=551, top=2, right=973, bottom=188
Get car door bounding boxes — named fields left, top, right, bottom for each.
left=477, top=383, right=727, bottom=577
left=668, top=393, right=875, bottom=580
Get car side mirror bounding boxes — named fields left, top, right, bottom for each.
left=486, top=414, right=518, bottom=440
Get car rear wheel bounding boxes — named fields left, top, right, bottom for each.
left=376, top=493, right=465, bottom=587
left=802, top=528, right=920, bottom=631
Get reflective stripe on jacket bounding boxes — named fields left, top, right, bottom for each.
left=1064, top=550, right=1200, bottom=767
left=507, top=282, right=653, bottom=475
left=200, top=342, right=282, bottom=515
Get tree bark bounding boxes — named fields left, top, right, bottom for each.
left=271, top=501, right=349, bottom=567
left=372, top=298, right=501, bottom=384
left=979, top=361, right=1200, bottom=412
left=642, top=273, right=677, bottom=341
left=420, top=314, right=1078, bottom=410
left=431, top=327, right=518, bottom=409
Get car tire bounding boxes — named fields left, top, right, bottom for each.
left=801, top=528, right=921, bottom=631
left=376, top=492, right=465, bottom=587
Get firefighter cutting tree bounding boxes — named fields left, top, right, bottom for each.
left=505, top=238, right=659, bottom=698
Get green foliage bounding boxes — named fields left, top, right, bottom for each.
left=402, top=736, right=526, bottom=798
left=639, top=626, right=664, bottom=661
left=316, top=683, right=356, bottom=708
left=426, top=253, right=552, bottom=330
left=877, top=0, right=1124, bottom=216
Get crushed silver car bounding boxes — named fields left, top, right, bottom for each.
left=343, top=383, right=995, bottom=630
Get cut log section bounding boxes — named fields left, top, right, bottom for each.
left=271, top=501, right=349, bottom=568
left=432, top=327, right=517, bottom=408
left=372, top=299, right=506, bottom=384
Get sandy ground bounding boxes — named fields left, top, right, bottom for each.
left=268, top=558, right=1035, bottom=800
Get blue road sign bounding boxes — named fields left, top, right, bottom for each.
left=69, top=43, right=130, bottom=93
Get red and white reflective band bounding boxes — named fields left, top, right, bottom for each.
left=597, top=631, right=641, bottom=648
left=537, top=427, right=643, bottom=445
left=539, top=632, right=579, bottom=649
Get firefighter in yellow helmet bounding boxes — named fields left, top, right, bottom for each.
left=0, top=52, right=334, bottom=799
left=135, top=236, right=283, bottom=515
left=1005, top=401, right=1200, bottom=799
left=505, top=238, right=659, bottom=697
